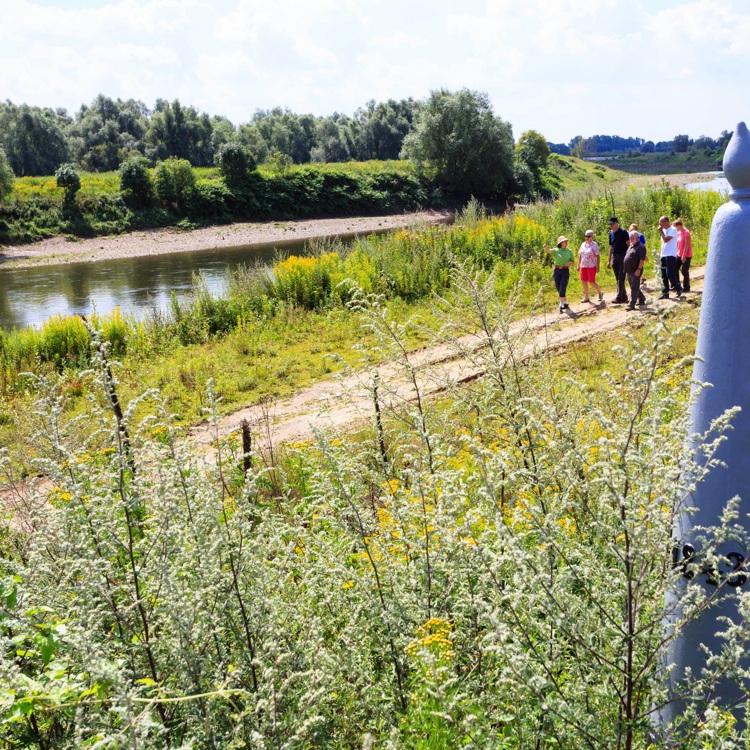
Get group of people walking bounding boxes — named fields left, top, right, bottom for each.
left=544, top=215, right=693, bottom=313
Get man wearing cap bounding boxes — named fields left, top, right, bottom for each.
left=543, top=235, right=574, bottom=312
left=607, top=217, right=630, bottom=303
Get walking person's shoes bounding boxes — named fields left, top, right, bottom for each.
left=626, top=305, right=636, bottom=311
left=562, top=302, right=569, bottom=310
left=638, top=297, right=646, bottom=306
left=659, top=294, right=669, bottom=300
left=580, top=297, right=590, bottom=303
left=598, top=291, right=604, bottom=302
left=559, top=304, right=564, bottom=313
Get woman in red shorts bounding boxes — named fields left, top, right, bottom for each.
left=577, top=229, right=603, bottom=303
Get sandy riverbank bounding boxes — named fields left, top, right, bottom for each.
left=0, top=209, right=453, bottom=268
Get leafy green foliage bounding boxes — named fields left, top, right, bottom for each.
left=146, top=99, right=215, bottom=166
left=54, top=163, right=81, bottom=205
left=118, top=154, right=152, bottom=205
left=0, top=102, right=70, bottom=177
left=401, top=88, right=514, bottom=196
left=68, top=94, right=149, bottom=172
left=0, top=147, right=14, bottom=201
left=153, top=156, right=196, bottom=209
left=217, top=142, right=257, bottom=189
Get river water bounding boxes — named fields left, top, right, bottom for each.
left=0, top=231, right=378, bottom=331
left=0, top=175, right=728, bottom=331
left=684, top=171, right=730, bottom=193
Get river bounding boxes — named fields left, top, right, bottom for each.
left=0, top=174, right=728, bottom=331
left=0, top=231, right=379, bottom=331
left=684, top=171, right=730, bottom=193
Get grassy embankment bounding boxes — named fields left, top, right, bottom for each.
left=0, top=161, right=434, bottom=245
left=0, top=155, right=625, bottom=246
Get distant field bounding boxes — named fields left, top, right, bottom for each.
left=590, top=151, right=722, bottom=175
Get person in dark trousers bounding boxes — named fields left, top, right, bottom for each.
left=607, top=217, right=630, bottom=303
left=674, top=218, right=692, bottom=292
left=624, top=230, right=647, bottom=310
left=543, top=235, right=575, bottom=312
left=658, top=215, right=682, bottom=299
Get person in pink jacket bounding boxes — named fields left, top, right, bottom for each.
left=674, top=218, right=693, bottom=292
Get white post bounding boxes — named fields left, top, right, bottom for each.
left=661, top=122, right=750, bottom=727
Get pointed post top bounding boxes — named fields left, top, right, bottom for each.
left=723, top=122, right=750, bottom=195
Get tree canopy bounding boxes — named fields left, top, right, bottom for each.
left=401, top=88, right=514, bottom=196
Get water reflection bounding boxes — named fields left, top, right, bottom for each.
left=0, top=234, right=360, bottom=331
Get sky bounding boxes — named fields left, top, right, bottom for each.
left=0, top=0, right=746, bottom=145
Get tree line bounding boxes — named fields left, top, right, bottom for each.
left=548, top=131, right=733, bottom=157
left=0, top=95, right=421, bottom=177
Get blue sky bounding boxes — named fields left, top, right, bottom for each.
left=1, top=0, right=746, bottom=144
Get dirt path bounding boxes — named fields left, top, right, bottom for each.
left=0, top=210, right=452, bottom=268
left=188, top=269, right=705, bottom=451
left=0, top=268, right=704, bottom=514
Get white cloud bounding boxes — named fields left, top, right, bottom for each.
left=0, top=0, right=748, bottom=141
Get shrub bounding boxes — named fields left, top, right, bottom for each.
left=0, top=147, right=14, bottom=202
left=153, top=157, right=196, bottom=210
left=37, top=314, right=90, bottom=370
left=188, top=180, right=232, bottom=219
left=118, top=155, right=153, bottom=205
left=217, top=142, right=257, bottom=189
left=54, top=163, right=81, bottom=206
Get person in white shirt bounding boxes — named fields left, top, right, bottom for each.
left=658, top=215, right=682, bottom=299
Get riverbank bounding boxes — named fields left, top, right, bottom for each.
left=0, top=209, right=453, bottom=268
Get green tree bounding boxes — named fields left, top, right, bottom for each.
left=515, top=129, right=550, bottom=170
left=0, top=102, right=70, bottom=176
left=68, top=94, right=149, bottom=172
left=352, top=98, right=420, bottom=161
left=217, top=142, right=256, bottom=189
left=401, top=88, right=514, bottom=195
left=146, top=100, right=214, bottom=167
left=118, top=154, right=152, bottom=205
left=252, top=108, right=314, bottom=163
left=235, top=123, right=270, bottom=164
left=310, top=115, right=351, bottom=162
left=153, top=157, right=195, bottom=210
left=673, top=134, right=692, bottom=153
left=570, top=135, right=585, bottom=159
left=0, top=147, right=14, bottom=202
left=55, top=162, right=81, bottom=206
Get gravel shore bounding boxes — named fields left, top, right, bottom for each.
left=0, top=209, right=453, bottom=268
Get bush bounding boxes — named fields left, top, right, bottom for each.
left=188, top=180, right=232, bottom=220
left=217, top=142, right=257, bottom=189
left=0, top=147, right=14, bottom=202
left=153, top=157, right=195, bottom=210
left=54, top=163, right=81, bottom=205
left=118, top=155, right=153, bottom=205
